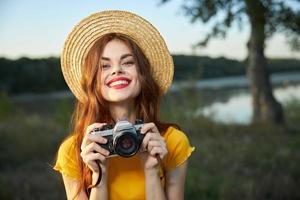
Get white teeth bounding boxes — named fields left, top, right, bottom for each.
left=109, top=80, right=129, bottom=87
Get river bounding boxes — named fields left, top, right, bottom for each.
left=198, top=84, right=300, bottom=124
left=11, top=72, right=300, bottom=124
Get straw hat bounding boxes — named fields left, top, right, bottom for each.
left=61, top=10, right=174, bottom=102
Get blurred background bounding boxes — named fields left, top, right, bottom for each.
left=1, top=0, right=300, bottom=199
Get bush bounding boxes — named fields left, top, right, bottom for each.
left=0, top=94, right=14, bottom=120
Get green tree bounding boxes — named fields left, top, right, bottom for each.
left=160, top=0, right=300, bottom=124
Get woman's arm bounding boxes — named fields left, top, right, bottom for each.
left=61, top=123, right=111, bottom=200
left=62, top=175, right=88, bottom=200
left=144, top=161, right=188, bottom=200
left=165, top=161, right=188, bottom=200
left=62, top=173, right=108, bottom=200
left=140, top=123, right=190, bottom=199
left=89, top=173, right=108, bottom=200
left=144, top=167, right=166, bottom=200
left=140, top=123, right=168, bottom=200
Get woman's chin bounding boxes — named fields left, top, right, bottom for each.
left=103, top=89, right=140, bottom=103
left=104, top=95, right=135, bottom=103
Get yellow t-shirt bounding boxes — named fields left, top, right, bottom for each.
left=54, top=126, right=195, bottom=199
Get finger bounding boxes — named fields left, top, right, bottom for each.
left=81, top=142, right=110, bottom=156
left=152, top=136, right=166, bottom=148
left=85, top=123, right=107, bottom=135
left=81, top=154, right=98, bottom=167
left=149, top=146, right=163, bottom=157
left=141, top=133, right=163, bottom=150
left=82, top=152, right=107, bottom=166
left=147, top=140, right=162, bottom=152
left=90, top=152, right=107, bottom=163
left=141, top=122, right=159, bottom=134
left=81, top=123, right=107, bottom=150
left=86, top=161, right=99, bottom=172
left=86, top=134, right=108, bottom=144
left=150, top=147, right=167, bottom=160
left=141, top=133, right=153, bottom=150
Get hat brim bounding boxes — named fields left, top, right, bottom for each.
left=61, top=10, right=174, bottom=102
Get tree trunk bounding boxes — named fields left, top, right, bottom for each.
left=245, top=0, right=284, bottom=124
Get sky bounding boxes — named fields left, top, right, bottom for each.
left=1, top=0, right=300, bottom=61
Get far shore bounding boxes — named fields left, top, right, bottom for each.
left=7, top=71, right=300, bottom=102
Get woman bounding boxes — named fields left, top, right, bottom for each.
left=54, top=10, right=194, bottom=200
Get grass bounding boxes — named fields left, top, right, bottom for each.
left=184, top=121, right=300, bottom=200
left=0, top=91, right=300, bottom=199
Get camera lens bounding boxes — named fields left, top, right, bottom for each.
left=115, top=132, right=139, bottom=157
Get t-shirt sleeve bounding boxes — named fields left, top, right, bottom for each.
left=163, top=127, right=195, bottom=171
left=53, top=136, right=80, bottom=180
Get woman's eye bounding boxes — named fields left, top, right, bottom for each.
left=122, top=61, right=135, bottom=66
left=102, top=64, right=111, bottom=69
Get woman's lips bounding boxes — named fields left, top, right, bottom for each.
left=107, top=77, right=131, bottom=89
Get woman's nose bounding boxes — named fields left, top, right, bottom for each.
left=111, top=65, right=124, bottom=75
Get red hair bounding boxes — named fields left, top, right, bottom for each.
left=69, top=33, right=177, bottom=198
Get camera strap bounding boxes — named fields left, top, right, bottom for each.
left=88, top=162, right=102, bottom=189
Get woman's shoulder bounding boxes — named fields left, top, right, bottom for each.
left=54, top=134, right=80, bottom=179
left=58, top=135, right=77, bottom=153
left=162, top=125, right=194, bottom=151
left=55, top=135, right=78, bottom=164
left=162, top=126, right=195, bottom=170
left=163, top=126, right=187, bottom=140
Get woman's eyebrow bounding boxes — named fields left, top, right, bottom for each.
left=120, top=54, right=133, bottom=60
left=101, top=54, right=133, bottom=61
left=101, top=56, right=110, bottom=61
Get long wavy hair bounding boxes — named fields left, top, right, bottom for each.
left=68, top=33, right=177, bottom=198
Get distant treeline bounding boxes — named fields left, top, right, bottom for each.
left=173, top=55, right=300, bottom=80
left=0, top=57, right=66, bottom=94
left=1, top=56, right=300, bottom=94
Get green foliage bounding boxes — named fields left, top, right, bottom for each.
left=0, top=161, right=65, bottom=199
left=0, top=114, right=65, bottom=167
left=0, top=103, right=68, bottom=198
left=173, top=55, right=245, bottom=80
left=0, top=92, right=300, bottom=199
left=182, top=120, right=300, bottom=200
left=54, top=98, right=75, bottom=129
left=283, top=98, right=300, bottom=126
left=0, top=57, right=67, bottom=94
left=0, top=94, right=14, bottom=120
left=168, top=110, right=300, bottom=200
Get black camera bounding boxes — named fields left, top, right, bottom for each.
left=90, top=120, right=145, bottom=158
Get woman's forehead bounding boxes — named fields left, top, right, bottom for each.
left=101, top=39, right=133, bottom=59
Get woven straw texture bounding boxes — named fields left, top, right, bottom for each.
left=61, top=10, right=174, bottom=102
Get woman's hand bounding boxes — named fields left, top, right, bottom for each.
left=139, top=123, right=168, bottom=171
left=80, top=123, right=110, bottom=182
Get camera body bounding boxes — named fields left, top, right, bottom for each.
left=91, top=120, right=145, bottom=158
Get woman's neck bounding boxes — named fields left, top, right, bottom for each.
left=109, top=100, right=137, bottom=124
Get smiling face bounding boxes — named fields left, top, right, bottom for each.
left=100, top=39, right=141, bottom=103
